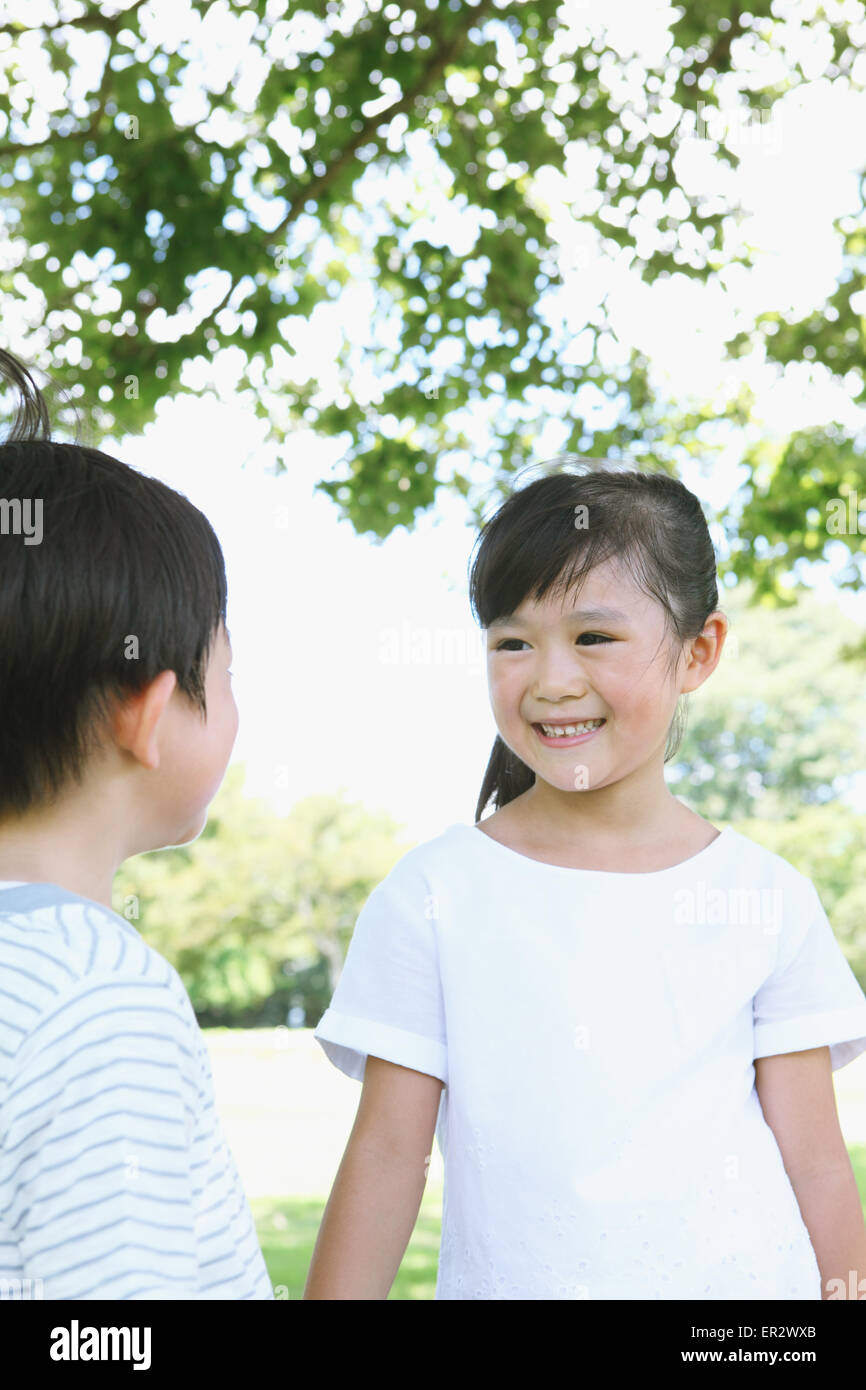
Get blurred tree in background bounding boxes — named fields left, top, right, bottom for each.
left=112, top=765, right=418, bottom=1024
left=669, top=579, right=866, bottom=825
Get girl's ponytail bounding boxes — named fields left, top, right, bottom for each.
left=474, top=736, right=535, bottom=826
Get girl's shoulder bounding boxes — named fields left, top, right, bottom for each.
left=372, top=821, right=481, bottom=889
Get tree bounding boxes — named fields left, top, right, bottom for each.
left=3, top=0, right=865, bottom=563
left=112, top=763, right=415, bottom=1020
left=669, top=578, right=866, bottom=825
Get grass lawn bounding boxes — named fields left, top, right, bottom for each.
left=253, top=1191, right=444, bottom=1300
left=205, top=1028, right=866, bottom=1300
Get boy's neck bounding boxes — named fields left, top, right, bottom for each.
left=0, top=855, right=115, bottom=910
left=0, top=805, right=122, bottom=911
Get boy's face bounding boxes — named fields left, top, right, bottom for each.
left=149, top=622, right=239, bottom=849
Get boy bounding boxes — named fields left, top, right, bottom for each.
left=0, top=349, right=273, bottom=1299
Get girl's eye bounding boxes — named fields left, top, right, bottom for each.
left=494, top=634, right=612, bottom=651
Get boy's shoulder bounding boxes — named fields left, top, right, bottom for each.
left=0, top=882, right=208, bottom=1101
left=0, top=881, right=188, bottom=1016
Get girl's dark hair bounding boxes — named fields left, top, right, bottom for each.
left=469, top=458, right=720, bottom=823
left=0, top=348, right=227, bottom=818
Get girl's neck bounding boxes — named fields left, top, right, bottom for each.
left=498, top=785, right=700, bottom=851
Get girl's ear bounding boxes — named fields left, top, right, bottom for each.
left=680, top=613, right=728, bottom=694
left=111, top=670, right=179, bottom=770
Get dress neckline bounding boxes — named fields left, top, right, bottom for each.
left=454, top=822, right=731, bottom=878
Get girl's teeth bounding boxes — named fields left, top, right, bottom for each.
left=540, top=720, right=604, bottom=737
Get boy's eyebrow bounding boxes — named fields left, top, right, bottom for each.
left=488, top=606, right=629, bottom=630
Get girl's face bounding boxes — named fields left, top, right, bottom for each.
left=485, top=555, right=723, bottom=798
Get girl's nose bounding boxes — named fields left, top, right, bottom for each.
left=531, top=653, right=590, bottom=700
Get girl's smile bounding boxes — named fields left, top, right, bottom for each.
left=532, top=719, right=607, bottom=747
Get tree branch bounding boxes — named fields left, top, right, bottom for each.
left=0, top=0, right=149, bottom=38
left=271, top=0, right=499, bottom=241
left=0, top=23, right=118, bottom=160
left=690, top=6, right=744, bottom=80
left=189, top=0, right=499, bottom=343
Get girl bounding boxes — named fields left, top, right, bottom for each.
left=307, top=460, right=866, bottom=1301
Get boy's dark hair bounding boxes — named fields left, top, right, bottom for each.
left=0, top=348, right=227, bottom=818
left=468, top=458, right=720, bottom=823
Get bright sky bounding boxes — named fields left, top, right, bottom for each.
left=6, top=0, right=866, bottom=838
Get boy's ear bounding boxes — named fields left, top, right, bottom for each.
left=112, top=670, right=178, bottom=771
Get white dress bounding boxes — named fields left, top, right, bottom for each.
left=313, top=823, right=866, bottom=1300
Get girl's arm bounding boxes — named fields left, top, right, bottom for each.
left=755, top=1045, right=866, bottom=1299
left=303, top=1055, right=444, bottom=1299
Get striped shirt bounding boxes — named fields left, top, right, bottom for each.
left=0, top=882, right=273, bottom=1300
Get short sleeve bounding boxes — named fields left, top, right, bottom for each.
left=752, top=876, right=866, bottom=1071
left=314, top=853, right=447, bottom=1085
